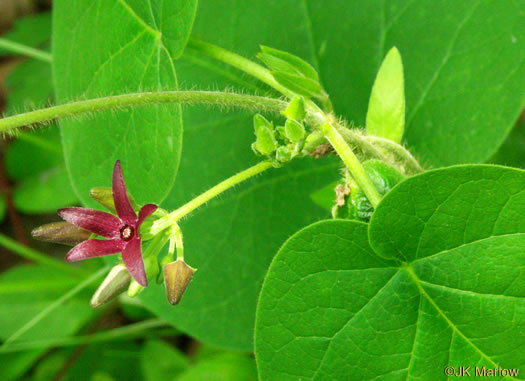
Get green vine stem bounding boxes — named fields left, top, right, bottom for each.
left=0, top=38, right=53, bottom=63
left=363, top=135, right=424, bottom=174
left=151, top=161, right=274, bottom=235
left=320, top=122, right=382, bottom=208
left=0, top=91, right=287, bottom=133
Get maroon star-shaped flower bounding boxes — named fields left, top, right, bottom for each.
left=58, top=160, right=157, bottom=286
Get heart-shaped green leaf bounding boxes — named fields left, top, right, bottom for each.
left=256, top=165, right=524, bottom=380
left=53, top=0, right=198, bottom=206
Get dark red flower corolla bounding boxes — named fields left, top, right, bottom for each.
left=58, top=160, right=157, bottom=286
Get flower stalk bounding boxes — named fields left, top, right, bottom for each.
left=151, top=161, right=274, bottom=235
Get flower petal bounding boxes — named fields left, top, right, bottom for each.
left=58, top=207, right=121, bottom=239
left=137, top=204, right=158, bottom=231
left=65, top=239, right=126, bottom=261
left=122, top=237, right=147, bottom=286
left=112, top=160, right=137, bottom=225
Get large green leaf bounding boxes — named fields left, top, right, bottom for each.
left=256, top=165, right=525, bottom=380
left=53, top=0, right=198, bottom=206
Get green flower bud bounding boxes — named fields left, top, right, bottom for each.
left=281, top=96, right=306, bottom=121
left=164, top=259, right=196, bottom=305
left=275, top=146, right=293, bottom=163
left=253, top=114, right=277, bottom=155
left=284, top=119, right=305, bottom=143
left=89, top=187, right=139, bottom=213
left=31, top=222, right=91, bottom=246
left=91, top=264, right=131, bottom=308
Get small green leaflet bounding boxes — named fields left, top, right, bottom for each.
left=366, top=47, right=405, bottom=143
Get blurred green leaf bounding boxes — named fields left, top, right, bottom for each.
left=6, top=128, right=62, bottom=181
left=53, top=0, right=198, bottom=206
left=0, top=13, right=52, bottom=56
left=4, top=58, right=53, bottom=114
left=13, top=165, right=79, bottom=214
left=0, top=265, right=96, bottom=380
left=33, top=351, right=67, bottom=381
left=366, top=47, right=405, bottom=143
left=176, top=353, right=257, bottom=381
left=63, top=341, right=142, bottom=381
left=141, top=340, right=188, bottom=381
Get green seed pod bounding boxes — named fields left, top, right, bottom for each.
left=31, top=222, right=91, bottom=246
left=164, top=259, right=196, bottom=305
left=90, top=264, right=131, bottom=308
left=253, top=114, right=277, bottom=156
left=284, top=119, right=305, bottom=143
left=281, top=96, right=306, bottom=121
left=348, top=160, right=405, bottom=221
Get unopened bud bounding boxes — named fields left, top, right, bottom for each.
left=284, top=119, right=305, bottom=143
left=89, top=187, right=139, bottom=213
left=31, top=222, right=91, bottom=246
left=281, top=96, right=306, bottom=121
left=164, top=259, right=196, bottom=305
left=90, top=264, right=131, bottom=308
left=275, top=146, right=293, bottom=163
left=253, top=115, right=277, bottom=156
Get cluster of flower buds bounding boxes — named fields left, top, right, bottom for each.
left=32, top=160, right=196, bottom=308
left=251, top=96, right=309, bottom=166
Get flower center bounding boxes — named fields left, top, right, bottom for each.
left=119, top=225, right=135, bottom=241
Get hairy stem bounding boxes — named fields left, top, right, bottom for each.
left=151, top=161, right=274, bottom=234
left=0, top=91, right=287, bottom=133
left=364, top=136, right=424, bottom=174
left=187, top=38, right=294, bottom=98
left=0, top=233, right=87, bottom=276
left=0, top=38, right=52, bottom=62
left=320, top=123, right=382, bottom=208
